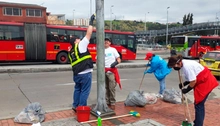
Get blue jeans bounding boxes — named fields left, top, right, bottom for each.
left=194, top=94, right=209, bottom=126
left=159, top=77, right=166, bottom=95
left=72, top=72, right=92, bottom=108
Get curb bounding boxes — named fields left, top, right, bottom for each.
left=0, top=64, right=147, bottom=73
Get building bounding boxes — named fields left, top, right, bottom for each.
left=73, top=18, right=89, bottom=26
left=47, top=14, right=65, bottom=25
left=0, top=1, right=47, bottom=24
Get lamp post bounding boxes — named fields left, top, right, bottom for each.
left=216, top=17, right=219, bottom=35
left=110, top=5, right=114, bottom=31
left=144, top=12, right=149, bottom=31
left=90, top=0, right=92, bottom=16
left=73, top=9, right=75, bottom=26
left=166, top=7, right=170, bottom=46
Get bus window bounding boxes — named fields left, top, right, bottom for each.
left=90, top=32, right=96, bottom=44
left=47, top=28, right=68, bottom=42
left=74, top=31, right=84, bottom=39
left=0, top=25, right=24, bottom=41
left=188, top=38, right=198, bottom=47
left=105, top=33, right=112, bottom=40
left=0, top=31, right=3, bottom=40
left=200, top=39, right=210, bottom=46
left=171, top=37, right=185, bottom=45
left=112, top=34, right=126, bottom=46
left=216, top=40, right=220, bottom=46
left=112, top=34, right=120, bottom=45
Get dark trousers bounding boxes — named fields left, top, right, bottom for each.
left=194, top=94, right=209, bottom=126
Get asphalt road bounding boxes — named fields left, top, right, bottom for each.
left=0, top=67, right=219, bottom=120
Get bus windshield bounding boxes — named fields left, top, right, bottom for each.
left=171, top=37, right=185, bottom=45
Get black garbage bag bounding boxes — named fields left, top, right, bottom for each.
left=14, top=102, right=45, bottom=124
left=124, top=90, right=147, bottom=107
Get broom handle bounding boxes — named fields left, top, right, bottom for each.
left=178, top=71, right=192, bottom=123
left=139, top=65, right=149, bottom=90
left=177, top=70, right=188, bottom=121
left=81, top=114, right=131, bottom=124
left=139, top=74, right=145, bottom=90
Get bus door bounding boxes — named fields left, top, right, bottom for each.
left=24, top=23, right=46, bottom=61
left=188, top=38, right=199, bottom=57
left=210, top=40, right=217, bottom=50
left=0, top=28, right=7, bottom=60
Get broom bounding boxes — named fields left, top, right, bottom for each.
left=177, top=70, right=192, bottom=126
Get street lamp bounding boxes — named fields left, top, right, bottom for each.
left=166, top=7, right=170, bottom=46
left=90, top=0, right=92, bottom=16
left=73, top=9, right=75, bottom=26
left=110, top=5, right=114, bottom=31
left=144, top=12, right=149, bottom=31
left=216, top=17, right=219, bottom=35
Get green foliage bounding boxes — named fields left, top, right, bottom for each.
left=183, top=13, right=193, bottom=26
left=65, top=19, right=73, bottom=25
left=103, top=20, right=181, bottom=32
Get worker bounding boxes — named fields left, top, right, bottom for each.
left=104, top=38, right=121, bottom=110
left=68, top=14, right=95, bottom=112
left=144, top=52, right=172, bottom=98
left=168, top=54, right=218, bottom=126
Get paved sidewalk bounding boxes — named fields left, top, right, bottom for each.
left=0, top=97, right=219, bottom=126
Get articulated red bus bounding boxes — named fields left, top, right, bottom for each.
left=0, top=22, right=137, bottom=63
left=171, top=35, right=220, bottom=58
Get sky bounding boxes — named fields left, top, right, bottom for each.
left=2, top=0, right=220, bottom=24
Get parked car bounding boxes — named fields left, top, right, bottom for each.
left=199, top=50, right=220, bottom=79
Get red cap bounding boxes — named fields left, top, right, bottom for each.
left=145, top=52, right=153, bottom=60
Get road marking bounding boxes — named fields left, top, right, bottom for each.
left=55, top=79, right=128, bottom=86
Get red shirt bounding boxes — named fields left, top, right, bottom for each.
left=105, top=68, right=122, bottom=90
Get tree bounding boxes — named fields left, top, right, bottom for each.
left=183, top=15, right=187, bottom=25
left=190, top=13, right=193, bottom=24
left=182, top=13, right=193, bottom=26
left=65, top=19, right=73, bottom=26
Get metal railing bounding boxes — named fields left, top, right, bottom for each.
left=135, top=21, right=220, bottom=38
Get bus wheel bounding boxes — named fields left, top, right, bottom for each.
left=57, top=52, right=68, bottom=64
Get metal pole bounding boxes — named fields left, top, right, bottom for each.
left=144, top=12, right=149, bottom=31
left=166, top=7, right=170, bottom=45
left=73, top=9, right=75, bottom=25
left=90, top=0, right=92, bottom=16
left=94, top=0, right=110, bottom=113
left=144, top=13, right=146, bottom=31
left=110, top=5, right=114, bottom=31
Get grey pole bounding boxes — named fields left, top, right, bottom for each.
left=90, top=0, right=92, bottom=16
left=92, top=0, right=115, bottom=116
left=166, top=7, right=170, bottom=46
left=110, top=5, right=114, bottom=31
left=144, top=13, right=146, bottom=31
left=72, top=9, right=75, bottom=26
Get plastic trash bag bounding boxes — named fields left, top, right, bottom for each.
left=143, top=93, right=157, bottom=104
left=124, top=90, right=147, bottom=107
left=14, top=102, right=45, bottom=124
left=32, top=122, right=41, bottom=126
left=162, top=88, right=182, bottom=104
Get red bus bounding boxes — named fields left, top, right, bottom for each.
left=0, top=22, right=137, bottom=63
left=171, top=35, right=220, bottom=58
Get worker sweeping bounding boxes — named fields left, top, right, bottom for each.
left=168, top=54, right=219, bottom=126
left=144, top=52, right=172, bottom=98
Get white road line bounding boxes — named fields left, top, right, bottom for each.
left=55, top=79, right=128, bottom=86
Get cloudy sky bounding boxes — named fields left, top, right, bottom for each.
left=3, top=0, right=220, bottom=24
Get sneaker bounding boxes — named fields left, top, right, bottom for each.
left=156, top=94, right=163, bottom=98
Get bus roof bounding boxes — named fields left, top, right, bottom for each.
left=172, top=35, right=220, bottom=39
left=0, top=22, right=23, bottom=26
left=46, top=24, right=134, bottom=35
